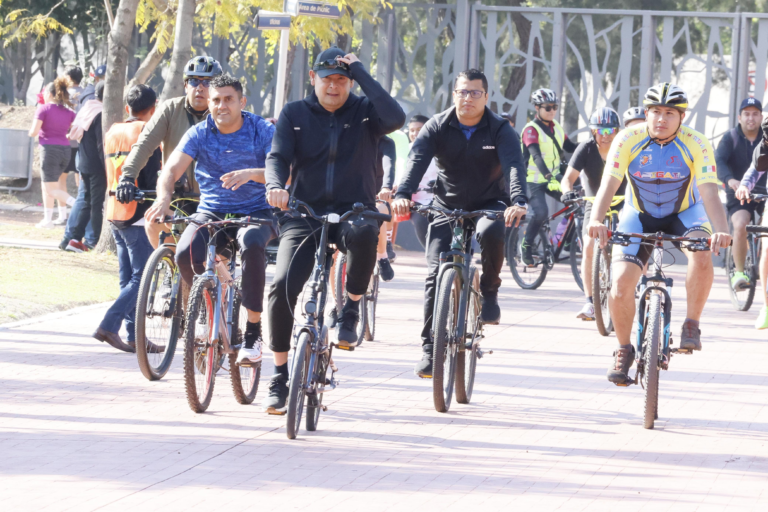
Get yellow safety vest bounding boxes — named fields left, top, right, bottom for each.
left=523, top=120, right=565, bottom=183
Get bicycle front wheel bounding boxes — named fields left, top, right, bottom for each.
left=306, top=331, right=330, bottom=432
left=456, top=267, right=480, bottom=404
left=286, top=331, right=311, bottom=439
left=592, top=242, right=613, bottom=336
left=642, top=294, right=662, bottom=429
left=364, top=272, right=379, bottom=341
left=506, top=224, right=548, bottom=290
left=183, top=278, right=218, bottom=413
left=135, top=246, right=181, bottom=381
left=432, top=268, right=460, bottom=413
left=568, top=225, right=584, bottom=291
left=229, top=287, right=260, bottom=405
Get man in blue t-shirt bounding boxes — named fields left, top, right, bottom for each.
left=145, top=74, right=276, bottom=366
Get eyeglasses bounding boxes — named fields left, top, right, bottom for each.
left=453, top=89, right=485, bottom=99
left=187, top=78, right=210, bottom=88
left=539, top=104, right=559, bottom=112
left=595, top=127, right=618, bottom=136
left=314, top=58, right=350, bottom=72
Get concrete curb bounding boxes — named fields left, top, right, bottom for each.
left=0, top=202, right=48, bottom=213
left=0, top=301, right=110, bottom=331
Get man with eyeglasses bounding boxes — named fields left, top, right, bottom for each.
left=560, top=107, right=625, bottom=320
left=117, top=56, right=222, bottom=247
left=392, top=68, right=527, bottom=378
left=265, top=47, right=405, bottom=414
left=520, top=88, right=578, bottom=265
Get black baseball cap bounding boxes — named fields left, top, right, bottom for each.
left=740, top=97, right=763, bottom=112
left=313, top=46, right=351, bottom=79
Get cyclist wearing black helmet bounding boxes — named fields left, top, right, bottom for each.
left=520, top=88, right=578, bottom=265
left=264, top=47, right=405, bottom=414
left=561, top=107, right=626, bottom=320
left=117, top=56, right=223, bottom=247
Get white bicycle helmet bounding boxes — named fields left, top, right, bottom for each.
left=531, top=88, right=558, bottom=105
left=623, top=106, right=645, bottom=124
left=643, top=82, right=688, bottom=111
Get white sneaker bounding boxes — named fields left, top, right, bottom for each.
left=35, top=219, right=55, bottom=229
left=577, top=302, right=595, bottom=321
left=53, top=217, right=68, bottom=226
left=237, top=343, right=263, bottom=365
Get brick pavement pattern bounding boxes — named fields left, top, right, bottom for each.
left=1, top=251, right=767, bottom=511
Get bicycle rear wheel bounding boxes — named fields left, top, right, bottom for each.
left=592, top=242, right=613, bottom=336
left=506, top=224, right=548, bottom=290
left=456, top=267, right=480, bottom=404
left=643, top=294, right=662, bottom=429
left=306, top=332, right=330, bottom=432
left=725, top=244, right=757, bottom=311
left=568, top=224, right=584, bottom=291
left=286, top=331, right=311, bottom=439
left=334, top=253, right=367, bottom=345
left=432, top=268, right=460, bottom=413
left=183, top=278, right=218, bottom=413
left=229, top=287, right=260, bottom=405
left=364, top=272, right=379, bottom=341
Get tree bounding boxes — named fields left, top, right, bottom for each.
left=157, top=0, right=194, bottom=101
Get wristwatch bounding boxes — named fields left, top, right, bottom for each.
left=514, top=201, right=528, bottom=210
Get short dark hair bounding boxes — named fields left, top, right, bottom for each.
left=210, top=73, right=243, bottom=97
left=125, top=84, right=157, bottom=115
left=409, top=114, right=429, bottom=125
left=456, top=69, right=488, bottom=93
left=95, top=81, right=105, bottom=102
left=65, top=66, right=84, bottom=85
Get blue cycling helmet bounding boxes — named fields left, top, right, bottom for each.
left=588, top=107, right=620, bottom=130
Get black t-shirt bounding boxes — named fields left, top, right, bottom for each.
left=569, top=138, right=626, bottom=197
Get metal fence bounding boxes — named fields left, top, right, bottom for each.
left=247, top=4, right=768, bottom=142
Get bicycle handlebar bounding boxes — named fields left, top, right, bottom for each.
left=606, top=230, right=718, bottom=251
left=286, top=198, right=392, bottom=223
left=410, top=203, right=505, bottom=221
left=746, top=225, right=768, bottom=234
left=108, top=189, right=200, bottom=203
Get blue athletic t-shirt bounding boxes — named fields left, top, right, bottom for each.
left=177, top=111, right=274, bottom=214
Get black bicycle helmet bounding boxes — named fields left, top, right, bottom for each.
left=184, top=56, right=223, bottom=78
left=643, top=82, right=688, bottom=111
left=623, top=106, right=645, bottom=124
left=588, top=107, right=620, bottom=129
left=531, top=88, right=558, bottom=105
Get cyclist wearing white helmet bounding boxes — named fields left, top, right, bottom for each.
left=118, top=56, right=223, bottom=247
left=561, top=107, right=626, bottom=321
left=520, top=88, right=578, bottom=265
left=589, top=83, right=731, bottom=385
left=622, top=106, right=646, bottom=128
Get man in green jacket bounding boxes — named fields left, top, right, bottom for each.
left=115, top=56, right=222, bottom=247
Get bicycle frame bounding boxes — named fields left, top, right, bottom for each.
left=544, top=202, right=582, bottom=263
left=634, top=242, right=674, bottom=376
left=433, top=219, right=475, bottom=346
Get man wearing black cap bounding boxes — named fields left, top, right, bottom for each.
left=264, top=47, right=405, bottom=414
left=716, top=97, right=765, bottom=291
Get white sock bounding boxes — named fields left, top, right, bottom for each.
left=66, top=196, right=76, bottom=207
left=43, top=208, right=54, bottom=223
left=377, top=252, right=387, bottom=260
left=58, top=205, right=68, bottom=219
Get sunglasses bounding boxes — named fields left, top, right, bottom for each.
left=314, top=58, right=350, bottom=72
left=539, top=104, right=559, bottom=112
left=454, top=89, right=485, bottom=99
left=187, top=78, right=210, bottom=88
left=595, top=127, right=618, bottom=136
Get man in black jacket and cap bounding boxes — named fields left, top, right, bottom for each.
left=392, top=69, right=528, bottom=378
left=264, top=47, right=405, bottom=414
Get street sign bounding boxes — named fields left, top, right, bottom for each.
left=283, top=0, right=298, bottom=16
left=296, top=1, right=342, bottom=19
left=256, top=11, right=291, bottom=30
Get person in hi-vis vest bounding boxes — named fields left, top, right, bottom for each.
left=93, top=84, right=163, bottom=354
left=520, top=88, right=578, bottom=265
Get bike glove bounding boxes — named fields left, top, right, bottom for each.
left=115, top=180, right=137, bottom=204
left=548, top=179, right=562, bottom=192
left=560, top=191, right=577, bottom=203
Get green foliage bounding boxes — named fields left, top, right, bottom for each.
left=0, top=0, right=72, bottom=47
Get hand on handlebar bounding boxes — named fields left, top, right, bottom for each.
left=560, top=190, right=578, bottom=204
left=392, top=198, right=412, bottom=217
left=115, top=180, right=138, bottom=204
left=735, top=185, right=751, bottom=204
left=144, top=197, right=172, bottom=224
left=709, top=232, right=731, bottom=256
left=588, top=220, right=610, bottom=248
left=377, top=188, right=392, bottom=202
left=504, top=205, right=526, bottom=228
left=267, top=189, right=290, bottom=210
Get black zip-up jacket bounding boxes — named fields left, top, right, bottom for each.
left=716, top=124, right=766, bottom=194
left=266, top=61, right=406, bottom=214
left=378, top=135, right=397, bottom=190
left=395, top=106, right=527, bottom=209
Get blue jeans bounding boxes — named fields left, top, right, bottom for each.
left=65, top=171, right=100, bottom=246
left=99, top=225, right=153, bottom=341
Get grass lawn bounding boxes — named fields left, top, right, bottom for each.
left=0, top=247, right=119, bottom=324
left=0, top=219, right=66, bottom=242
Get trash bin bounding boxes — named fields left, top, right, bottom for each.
left=0, top=128, right=34, bottom=192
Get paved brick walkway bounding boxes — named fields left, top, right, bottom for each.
left=1, top=251, right=767, bottom=511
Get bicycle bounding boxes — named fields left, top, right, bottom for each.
left=724, top=194, right=766, bottom=311
left=412, top=204, right=501, bottom=412
left=175, top=214, right=272, bottom=413
left=283, top=199, right=390, bottom=439
left=505, top=196, right=584, bottom=290
left=605, top=230, right=713, bottom=429
left=589, top=195, right=624, bottom=336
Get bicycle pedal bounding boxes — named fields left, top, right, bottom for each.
left=333, top=343, right=356, bottom=352
left=266, top=407, right=287, bottom=416
left=671, top=348, right=693, bottom=355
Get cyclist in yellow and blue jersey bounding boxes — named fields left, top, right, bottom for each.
left=588, top=83, right=731, bottom=386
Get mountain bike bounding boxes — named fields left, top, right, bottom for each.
left=283, top=199, right=390, bottom=439
left=505, top=197, right=584, bottom=290
left=724, top=194, right=766, bottom=311
left=176, top=214, right=271, bottom=413
left=589, top=195, right=624, bottom=336
left=606, top=230, right=713, bottom=429
left=413, top=204, right=501, bottom=412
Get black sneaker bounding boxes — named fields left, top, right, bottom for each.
left=680, top=319, right=702, bottom=351
left=386, top=241, right=397, bottom=263
left=58, top=237, right=71, bottom=251
left=327, top=306, right=339, bottom=329
left=521, top=243, right=534, bottom=266
left=263, top=374, right=289, bottom=415
left=607, top=344, right=635, bottom=385
left=414, top=344, right=433, bottom=378
left=337, top=307, right=360, bottom=349
left=480, top=294, right=500, bottom=325
left=378, top=258, right=394, bottom=282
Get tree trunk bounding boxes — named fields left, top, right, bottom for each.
left=159, top=0, right=195, bottom=103
left=129, top=36, right=166, bottom=86
left=95, top=0, right=141, bottom=254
